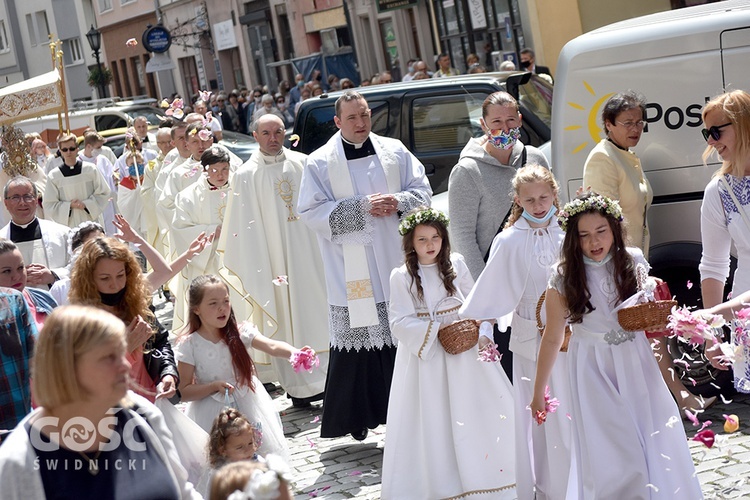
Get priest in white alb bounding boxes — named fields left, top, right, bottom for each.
left=44, top=133, right=111, bottom=228
left=218, top=114, right=329, bottom=407
left=171, top=145, right=232, bottom=332
left=297, top=91, right=432, bottom=440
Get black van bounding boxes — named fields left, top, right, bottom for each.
left=291, top=72, right=553, bottom=195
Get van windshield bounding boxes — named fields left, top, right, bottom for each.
left=519, top=76, right=553, bottom=128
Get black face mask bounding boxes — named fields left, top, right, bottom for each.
left=100, top=287, right=127, bottom=306
left=520, top=59, right=531, bottom=69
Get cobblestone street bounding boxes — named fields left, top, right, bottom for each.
left=156, top=296, right=750, bottom=499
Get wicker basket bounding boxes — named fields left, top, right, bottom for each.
left=536, top=291, right=571, bottom=352
left=433, top=296, right=479, bottom=355
left=617, top=264, right=677, bottom=332
left=617, top=300, right=676, bottom=332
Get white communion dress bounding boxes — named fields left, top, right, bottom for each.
left=382, top=254, right=516, bottom=499
left=551, top=248, right=702, bottom=499
left=461, top=219, right=575, bottom=500
left=175, top=325, right=290, bottom=461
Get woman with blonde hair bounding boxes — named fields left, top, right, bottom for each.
left=0, top=305, right=199, bottom=499
left=699, top=89, right=750, bottom=391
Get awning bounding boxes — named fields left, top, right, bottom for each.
left=0, top=70, right=64, bottom=126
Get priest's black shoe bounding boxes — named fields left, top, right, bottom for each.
left=351, top=428, right=368, bottom=441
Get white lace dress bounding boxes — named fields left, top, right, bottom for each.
left=382, top=255, right=516, bottom=499
left=551, top=248, right=701, bottom=499
left=175, top=326, right=290, bottom=461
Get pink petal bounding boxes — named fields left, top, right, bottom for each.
left=693, top=429, right=715, bottom=448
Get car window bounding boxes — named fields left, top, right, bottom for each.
left=127, top=108, right=165, bottom=126
left=95, top=115, right=127, bottom=131
left=410, top=93, right=486, bottom=154
left=300, top=100, right=389, bottom=154
left=519, top=76, right=553, bottom=128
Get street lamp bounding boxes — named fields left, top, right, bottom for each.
left=86, top=25, right=107, bottom=99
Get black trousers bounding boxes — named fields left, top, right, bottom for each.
left=493, top=324, right=513, bottom=384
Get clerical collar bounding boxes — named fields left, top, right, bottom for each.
left=607, top=137, right=628, bottom=151
left=10, top=218, right=41, bottom=243
left=261, top=150, right=285, bottom=163
left=207, top=179, right=229, bottom=191
left=11, top=217, right=37, bottom=229
left=60, top=160, right=83, bottom=177
left=342, top=137, right=376, bottom=160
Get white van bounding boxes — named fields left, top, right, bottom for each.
left=14, top=97, right=163, bottom=137
left=551, top=0, right=750, bottom=311
left=551, top=1, right=750, bottom=393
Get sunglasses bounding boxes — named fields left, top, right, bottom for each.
left=701, top=122, right=731, bottom=142
left=59, top=147, right=77, bottom=152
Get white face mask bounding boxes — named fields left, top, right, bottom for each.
left=91, top=148, right=102, bottom=158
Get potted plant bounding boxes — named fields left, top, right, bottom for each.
left=87, top=66, right=113, bottom=88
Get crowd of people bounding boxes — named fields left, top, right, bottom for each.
left=0, top=67, right=745, bottom=498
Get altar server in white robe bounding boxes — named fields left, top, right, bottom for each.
left=114, top=130, right=158, bottom=237
left=461, top=164, right=575, bottom=500
left=159, top=119, right=241, bottom=260
left=297, top=90, right=432, bottom=440
left=383, top=207, right=516, bottom=499
left=79, top=131, right=117, bottom=235
left=141, top=127, right=174, bottom=257
left=154, top=121, right=191, bottom=259
left=171, top=145, right=232, bottom=332
left=44, top=133, right=111, bottom=228
left=218, top=114, right=329, bottom=406
left=1, top=177, right=70, bottom=289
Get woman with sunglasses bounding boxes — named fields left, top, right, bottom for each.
left=700, top=90, right=750, bottom=392
left=582, top=91, right=714, bottom=413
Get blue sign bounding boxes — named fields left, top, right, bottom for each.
left=142, top=25, right=172, bottom=54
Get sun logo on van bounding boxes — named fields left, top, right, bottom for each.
left=565, top=82, right=614, bottom=154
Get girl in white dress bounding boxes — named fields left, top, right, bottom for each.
left=460, top=164, right=575, bottom=500
left=382, top=207, right=516, bottom=499
left=531, top=193, right=702, bottom=499
left=176, top=274, right=313, bottom=461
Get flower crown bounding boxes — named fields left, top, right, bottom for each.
left=398, top=208, right=449, bottom=236
left=558, top=194, right=623, bottom=232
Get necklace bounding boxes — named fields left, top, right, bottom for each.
left=76, top=448, right=103, bottom=476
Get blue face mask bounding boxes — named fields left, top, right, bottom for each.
left=583, top=252, right=613, bottom=267
left=520, top=205, right=556, bottom=225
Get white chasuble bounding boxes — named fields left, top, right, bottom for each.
left=218, top=149, right=329, bottom=398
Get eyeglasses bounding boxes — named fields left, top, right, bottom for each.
left=615, top=120, right=645, bottom=130
left=59, top=147, right=77, bottom=152
left=701, top=122, right=732, bottom=142
left=5, top=194, right=36, bottom=203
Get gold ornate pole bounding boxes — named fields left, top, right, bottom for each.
left=55, top=40, right=70, bottom=133
left=49, top=36, right=63, bottom=133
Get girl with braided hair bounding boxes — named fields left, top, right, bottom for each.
left=382, top=206, right=516, bottom=499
